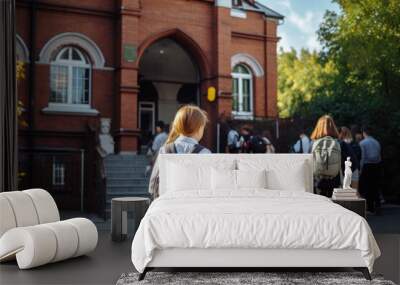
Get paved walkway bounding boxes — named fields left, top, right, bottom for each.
left=367, top=204, right=400, bottom=233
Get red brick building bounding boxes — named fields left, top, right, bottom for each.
left=16, top=0, right=283, bottom=210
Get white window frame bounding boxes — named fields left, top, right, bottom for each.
left=44, top=47, right=98, bottom=115
left=50, top=47, right=91, bottom=108
left=52, top=158, right=65, bottom=186
left=231, top=64, right=254, bottom=119
left=139, top=101, right=156, bottom=134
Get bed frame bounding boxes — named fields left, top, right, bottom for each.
left=138, top=154, right=372, bottom=281
left=139, top=248, right=371, bottom=280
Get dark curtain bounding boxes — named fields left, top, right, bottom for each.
left=0, top=0, right=18, bottom=192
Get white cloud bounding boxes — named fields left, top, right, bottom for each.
left=262, top=0, right=325, bottom=52
left=286, top=9, right=323, bottom=52
left=275, top=0, right=291, bottom=9
left=287, top=11, right=315, bottom=34
left=306, top=34, right=320, bottom=51
left=278, top=30, right=292, bottom=52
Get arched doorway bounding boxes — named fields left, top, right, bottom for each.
left=138, top=38, right=201, bottom=146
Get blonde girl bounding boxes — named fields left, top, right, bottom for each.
left=149, top=105, right=211, bottom=197
left=160, top=105, right=211, bottom=154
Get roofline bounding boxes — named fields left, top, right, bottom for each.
left=255, top=1, right=285, bottom=20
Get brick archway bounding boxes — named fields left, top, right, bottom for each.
left=136, top=28, right=211, bottom=80
left=136, top=29, right=214, bottom=151
left=116, top=29, right=213, bottom=153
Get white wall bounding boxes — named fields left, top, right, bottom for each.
left=154, top=82, right=182, bottom=125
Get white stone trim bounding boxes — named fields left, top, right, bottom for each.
left=215, top=0, right=231, bottom=8
left=264, top=16, right=281, bottom=24
left=42, top=104, right=99, bottom=116
left=232, top=113, right=254, bottom=120
left=231, top=9, right=247, bottom=19
left=38, top=32, right=105, bottom=68
left=232, top=64, right=254, bottom=116
left=95, top=66, right=115, bottom=71
left=16, top=34, right=29, bottom=62
left=35, top=61, right=114, bottom=71
left=231, top=53, right=264, bottom=77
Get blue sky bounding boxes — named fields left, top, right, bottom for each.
left=259, top=0, right=340, bottom=52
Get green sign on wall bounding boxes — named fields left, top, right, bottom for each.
left=123, top=44, right=137, bottom=62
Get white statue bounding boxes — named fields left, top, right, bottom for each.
left=98, top=118, right=114, bottom=157
left=343, top=157, right=353, bottom=190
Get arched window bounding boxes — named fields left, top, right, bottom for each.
left=50, top=47, right=91, bottom=106
left=232, top=64, right=253, bottom=116
left=16, top=35, right=29, bottom=62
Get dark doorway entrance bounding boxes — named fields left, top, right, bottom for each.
left=138, top=38, right=200, bottom=146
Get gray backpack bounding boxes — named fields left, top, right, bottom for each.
left=311, top=136, right=341, bottom=178
left=148, top=143, right=204, bottom=198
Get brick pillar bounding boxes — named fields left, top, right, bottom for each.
left=264, top=19, right=279, bottom=118
left=115, top=0, right=141, bottom=153
left=214, top=5, right=232, bottom=118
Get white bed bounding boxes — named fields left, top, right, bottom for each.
left=131, top=154, right=380, bottom=280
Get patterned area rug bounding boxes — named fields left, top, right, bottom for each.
left=116, top=271, right=396, bottom=285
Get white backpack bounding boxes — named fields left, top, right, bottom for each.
left=311, top=136, right=341, bottom=178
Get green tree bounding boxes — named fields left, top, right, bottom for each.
left=277, top=48, right=337, bottom=118
left=318, top=0, right=400, bottom=99
left=280, top=0, right=400, bottom=200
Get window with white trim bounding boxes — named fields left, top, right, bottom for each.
left=50, top=47, right=91, bottom=107
left=232, top=64, right=253, bottom=116
left=52, top=158, right=65, bottom=186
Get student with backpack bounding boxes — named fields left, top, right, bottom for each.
left=149, top=105, right=211, bottom=198
left=239, top=127, right=253, bottom=153
left=359, top=126, right=382, bottom=214
left=247, top=130, right=275, bottom=153
left=226, top=121, right=241, bottom=153
left=292, top=130, right=311, bottom=153
left=261, top=130, right=276, bottom=153
left=310, top=115, right=341, bottom=197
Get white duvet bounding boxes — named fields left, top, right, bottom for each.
left=131, top=190, right=380, bottom=273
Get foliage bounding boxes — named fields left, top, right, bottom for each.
left=277, top=48, right=337, bottom=118
left=318, top=0, right=400, bottom=100
left=16, top=61, right=27, bottom=128
left=277, top=0, right=400, bottom=200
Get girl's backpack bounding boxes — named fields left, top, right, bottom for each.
left=311, top=136, right=341, bottom=178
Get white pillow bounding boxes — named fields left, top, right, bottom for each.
left=236, top=169, right=267, bottom=189
left=167, top=162, right=211, bottom=191
left=211, top=168, right=236, bottom=190
left=265, top=162, right=307, bottom=191
left=238, top=159, right=308, bottom=192
left=164, top=157, right=236, bottom=194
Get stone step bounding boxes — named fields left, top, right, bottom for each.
left=106, top=179, right=148, bottom=187
left=105, top=165, right=148, bottom=172
left=106, top=185, right=149, bottom=193
left=103, top=154, right=150, bottom=219
left=105, top=157, right=149, bottom=163
left=104, top=161, right=149, bottom=168
left=106, top=154, right=148, bottom=159
left=105, top=171, right=148, bottom=179
left=106, top=191, right=149, bottom=199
